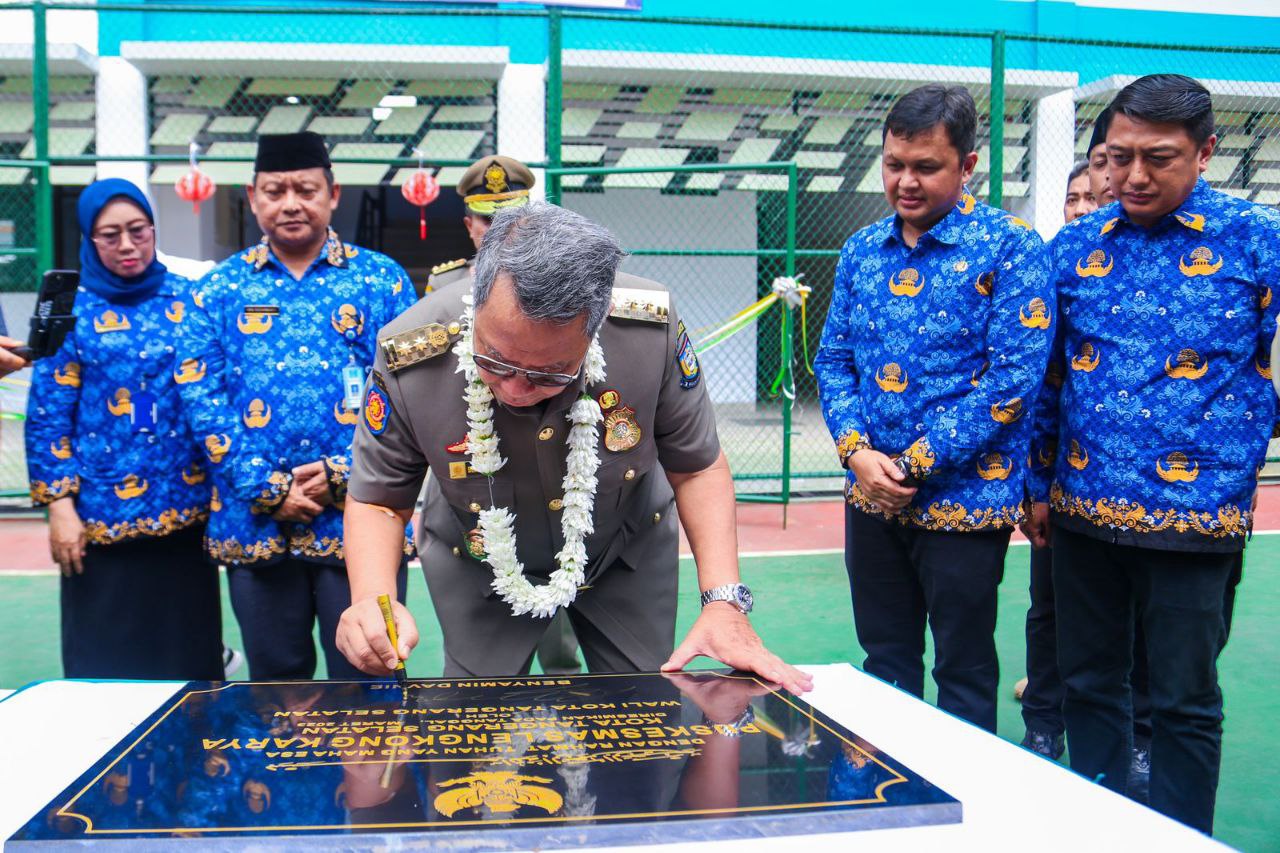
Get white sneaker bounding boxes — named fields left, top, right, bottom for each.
left=222, top=645, right=244, bottom=678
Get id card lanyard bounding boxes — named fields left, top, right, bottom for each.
left=340, top=322, right=365, bottom=412
left=131, top=344, right=162, bottom=434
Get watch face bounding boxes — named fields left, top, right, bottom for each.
left=737, top=586, right=754, bottom=612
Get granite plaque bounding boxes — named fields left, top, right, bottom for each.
left=10, top=672, right=959, bottom=849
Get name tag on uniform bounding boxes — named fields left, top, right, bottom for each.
left=130, top=391, right=158, bottom=433
left=243, top=305, right=279, bottom=316
left=342, top=364, right=365, bottom=411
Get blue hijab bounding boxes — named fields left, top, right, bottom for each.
left=77, top=178, right=168, bottom=304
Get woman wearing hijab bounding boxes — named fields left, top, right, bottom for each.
left=25, top=177, right=222, bottom=680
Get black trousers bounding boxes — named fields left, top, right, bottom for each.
left=1053, top=525, right=1236, bottom=835
left=227, top=557, right=406, bottom=680
left=61, top=525, right=223, bottom=681
left=1023, top=543, right=1242, bottom=744
left=1021, top=544, right=1066, bottom=735
left=844, top=506, right=1009, bottom=733
left=1023, top=545, right=1154, bottom=740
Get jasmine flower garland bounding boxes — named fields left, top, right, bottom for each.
left=453, top=292, right=606, bottom=618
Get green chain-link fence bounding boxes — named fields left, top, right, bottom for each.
left=4, top=2, right=1280, bottom=507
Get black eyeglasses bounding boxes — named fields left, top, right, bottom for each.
left=91, top=224, right=155, bottom=249
left=472, top=353, right=581, bottom=388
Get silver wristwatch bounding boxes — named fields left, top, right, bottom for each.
left=700, top=583, right=754, bottom=614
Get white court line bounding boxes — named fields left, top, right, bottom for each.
left=7, top=529, right=1280, bottom=576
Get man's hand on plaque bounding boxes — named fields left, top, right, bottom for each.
left=661, top=604, right=814, bottom=695
left=336, top=595, right=419, bottom=676
left=663, top=670, right=775, bottom=723
left=1020, top=500, right=1051, bottom=548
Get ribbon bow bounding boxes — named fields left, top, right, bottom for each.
left=694, top=275, right=814, bottom=399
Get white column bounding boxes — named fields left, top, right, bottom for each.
left=1027, top=88, right=1077, bottom=240
left=95, top=57, right=149, bottom=194
left=497, top=63, right=547, bottom=202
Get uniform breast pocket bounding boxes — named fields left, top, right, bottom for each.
left=438, top=475, right=514, bottom=529
left=594, top=440, right=658, bottom=515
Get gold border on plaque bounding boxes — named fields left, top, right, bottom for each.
left=57, top=672, right=909, bottom=835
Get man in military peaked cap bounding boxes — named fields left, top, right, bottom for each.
left=423, top=155, right=537, bottom=294
left=337, top=202, right=811, bottom=697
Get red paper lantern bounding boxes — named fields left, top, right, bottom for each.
left=175, top=167, right=216, bottom=215
left=401, top=168, right=440, bottom=240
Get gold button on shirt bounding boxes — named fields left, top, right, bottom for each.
left=538, top=427, right=555, bottom=441
left=549, top=498, right=564, bottom=512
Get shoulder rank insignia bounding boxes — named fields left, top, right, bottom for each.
left=380, top=320, right=464, bottom=373
left=432, top=258, right=468, bottom=276
left=609, top=287, right=670, bottom=324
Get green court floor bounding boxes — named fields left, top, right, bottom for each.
left=2, top=542, right=1276, bottom=851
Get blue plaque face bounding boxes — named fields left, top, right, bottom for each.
left=10, top=673, right=959, bottom=848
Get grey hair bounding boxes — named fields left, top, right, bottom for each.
left=472, top=201, right=625, bottom=337
left=1067, top=159, right=1089, bottom=185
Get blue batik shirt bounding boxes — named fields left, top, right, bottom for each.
left=176, top=229, right=416, bottom=566
left=25, top=272, right=211, bottom=543
left=1029, top=179, right=1280, bottom=552
left=815, top=190, right=1053, bottom=532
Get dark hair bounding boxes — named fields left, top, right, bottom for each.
left=252, top=167, right=336, bottom=190
left=1066, top=161, right=1089, bottom=189
left=1109, top=74, right=1215, bottom=145
left=1087, top=107, right=1112, bottom=154
left=882, top=84, right=977, bottom=160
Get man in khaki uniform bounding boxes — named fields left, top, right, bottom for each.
left=337, top=202, right=810, bottom=694
left=421, top=155, right=536, bottom=295
left=423, top=155, right=577, bottom=673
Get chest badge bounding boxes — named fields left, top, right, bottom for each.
left=93, top=310, right=130, bottom=334
left=1165, top=348, right=1209, bottom=380
left=331, top=303, right=366, bottom=342
left=888, top=268, right=924, bottom=297
left=114, top=474, right=149, bottom=500
left=237, top=311, right=273, bottom=335
left=1075, top=250, right=1114, bottom=278
left=334, top=401, right=359, bottom=425
left=1019, top=298, right=1051, bottom=330
left=603, top=406, right=641, bottom=452
left=243, top=399, right=273, bottom=428
left=174, top=358, right=206, bottom=384
left=107, top=388, right=133, bottom=417
left=875, top=363, right=908, bottom=393
left=1179, top=246, right=1223, bottom=278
